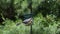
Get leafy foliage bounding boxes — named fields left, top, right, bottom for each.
left=0, top=0, right=60, bottom=34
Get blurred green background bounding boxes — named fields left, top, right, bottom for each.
left=0, top=0, right=60, bottom=34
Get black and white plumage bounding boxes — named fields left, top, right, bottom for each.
left=16, top=14, right=33, bottom=26
left=16, top=18, right=32, bottom=26
left=23, top=18, right=32, bottom=25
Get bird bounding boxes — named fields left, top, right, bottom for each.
left=16, top=18, right=32, bottom=26
left=23, top=18, right=32, bottom=26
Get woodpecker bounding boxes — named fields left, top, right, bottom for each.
left=23, top=18, right=32, bottom=26
left=16, top=14, right=32, bottom=26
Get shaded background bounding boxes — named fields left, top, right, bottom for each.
left=0, top=0, right=60, bottom=34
